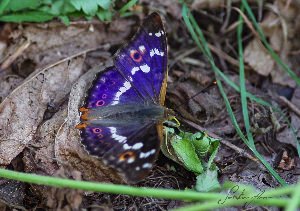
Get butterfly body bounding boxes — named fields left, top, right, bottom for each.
left=78, top=104, right=166, bottom=126
left=77, top=12, right=168, bottom=183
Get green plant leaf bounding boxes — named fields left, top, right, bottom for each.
left=0, top=0, right=10, bottom=14
left=5, top=0, right=42, bottom=12
left=71, top=0, right=97, bottom=15
left=171, top=133, right=204, bottom=174
left=190, top=132, right=219, bottom=158
left=59, top=15, right=70, bottom=25
left=44, top=1, right=76, bottom=15
left=195, top=166, right=220, bottom=192
left=0, top=11, right=54, bottom=22
left=97, top=9, right=112, bottom=21
left=96, top=0, right=111, bottom=10
left=71, top=0, right=111, bottom=15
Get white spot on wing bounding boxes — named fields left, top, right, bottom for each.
left=132, top=143, right=143, bottom=150
left=139, top=149, right=156, bottom=158
left=139, top=45, right=146, bottom=53
left=149, top=33, right=152, bottom=36
left=150, top=48, right=164, bottom=57
left=131, top=67, right=139, bottom=75
left=142, top=163, right=152, bottom=169
left=111, top=81, right=132, bottom=105
left=123, top=143, right=131, bottom=150
left=155, top=31, right=161, bottom=37
left=135, top=167, right=140, bottom=171
left=127, top=157, right=135, bottom=163
left=140, top=64, right=150, bottom=73
left=108, top=127, right=127, bottom=143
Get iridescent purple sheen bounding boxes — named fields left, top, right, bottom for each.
left=114, top=13, right=167, bottom=103
left=77, top=13, right=167, bottom=183
left=84, top=66, right=141, bottom=108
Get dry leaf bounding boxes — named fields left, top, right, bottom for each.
left=192, top=0, right=225, bottom=9
left=254, top=0, right=300, bottom=87
left=0, top=75, right=23, bottom=103
left=0, top=55, right=85, bottom=166
left=2, top=19, right=134, bottom=71
left=244, top=39, right=275, bottom=76
left=277, top=87, right=300, bottom=148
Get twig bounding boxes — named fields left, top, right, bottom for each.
left=0, top=40, right=31, bottom=71
left=279, top=96, right=300, bottom=118
left=208, top=43, right=251, bottom=70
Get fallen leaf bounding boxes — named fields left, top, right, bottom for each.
left=0, top=75, right=23, bottom=103
left=277, top=87, right=300, bottom=148
left=244, top=39, right=275, bottom=77
left=0, top=55, right=85, bottom=166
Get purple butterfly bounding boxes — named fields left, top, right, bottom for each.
left=76, top=12, right=169, bottom=183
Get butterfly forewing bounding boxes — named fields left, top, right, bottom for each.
left=83, top=66, right=143, bottom=109
left=114, top=12, right=167, bottom=104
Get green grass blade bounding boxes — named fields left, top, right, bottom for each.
left=285, top=182, right=300, bottom=211
left=181, top=3, right=286, bottom=185
left=237, top=5, right=255, bottom=146
left=119, top=0, right=138, bottom=15
left=0, top=168, right=222, bottom=201
left=172, top=197, right=297, bottom=211
left=0, top=168, right=298, bottom=210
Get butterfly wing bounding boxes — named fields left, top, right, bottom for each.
left=83, top=66, right=143, bottom=109
left=77, top=13, right=167, bottom=183
left=77, top=65, right=162, bottom=183
left=114, top=12, right=167, bottom=105
left=81, top=122, right=160, bottom=183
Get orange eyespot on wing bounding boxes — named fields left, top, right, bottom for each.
left=130, top=50, right=142, bottom=63
left=119, top=151, right=136, bottom=162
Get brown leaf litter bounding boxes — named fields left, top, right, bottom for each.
left=1, top=1, right=300, bottom=210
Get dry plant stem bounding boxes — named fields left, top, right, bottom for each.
left=182, top=118, right=259, bottom=163
left=232, top=6, right=270, bottom=52
left=232, top=7, right=259, bottom=38
left=0, top=40, right=31, bottom=71
left=169, top=47, right=198, bottom=68
left=279, top=96, right=300, bottom=118
left=208, top=43, right=251, bottom=70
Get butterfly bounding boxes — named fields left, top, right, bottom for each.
left=76, top=12, right=170, bottom=184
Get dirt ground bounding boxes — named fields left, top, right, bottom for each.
left=0, top=0, right=299, bottom=210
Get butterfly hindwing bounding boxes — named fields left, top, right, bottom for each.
left=80, top=122, right=160, bottom=183
left=114, top=12, right=167, bottom=104
left=80, top=125, right=117, bottom=157
left=102, top=123, right=160, bottom=183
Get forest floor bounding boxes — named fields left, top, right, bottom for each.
left=0, top=0, right=299, bottom=210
